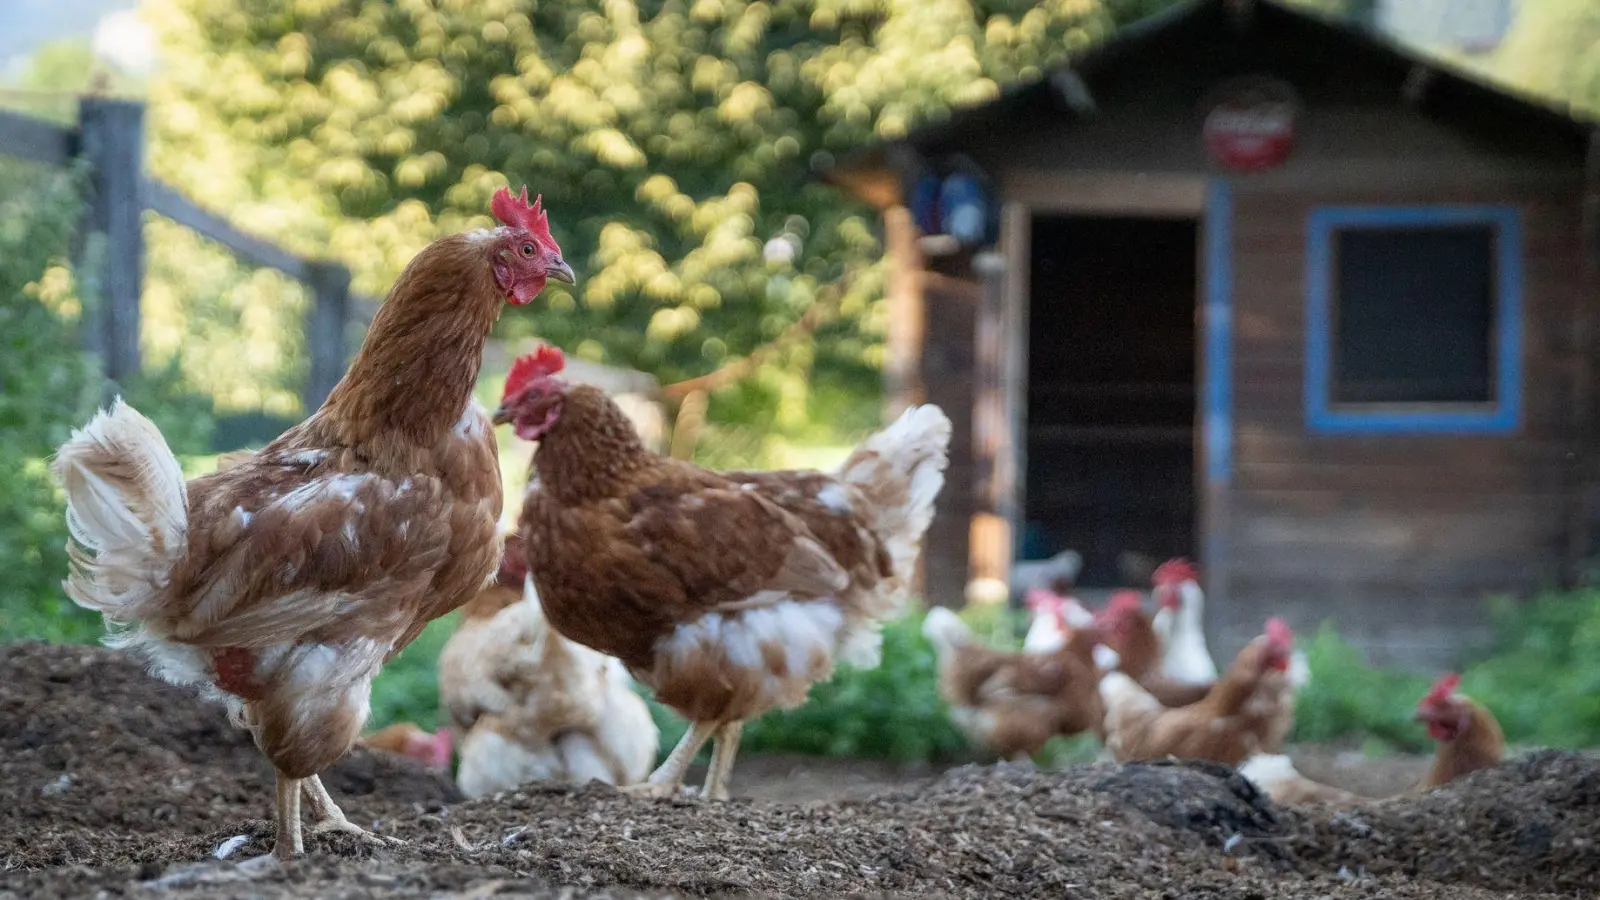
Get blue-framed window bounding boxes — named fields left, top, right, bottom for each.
left=1304, top=205, right=1522, bottom=434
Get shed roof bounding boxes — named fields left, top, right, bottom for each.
left=822, top=0, right=1596, bottom=209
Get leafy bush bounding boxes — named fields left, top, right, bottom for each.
left=1449, top=589, right=1600, bottom=748
left=0, top=162, right=216, bottom=645
left=0, top=164, right=99, bottom=644
left=1294, top=588, right=1600, bottom=752
left=1290, top=625, right=1435, bottom=752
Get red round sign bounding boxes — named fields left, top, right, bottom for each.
left=1202, top=78, right=1299, bottom=173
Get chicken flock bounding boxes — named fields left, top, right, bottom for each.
left=52, top=186, right=1504, bottom=862
left=927, top=563, right=1506, bottom=806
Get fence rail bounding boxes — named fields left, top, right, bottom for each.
left=0, top=98, right=369, bottom=411
left=0, top=107, right=77, bottom=164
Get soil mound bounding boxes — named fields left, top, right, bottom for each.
left=0, top=642, right=1595, bottom=900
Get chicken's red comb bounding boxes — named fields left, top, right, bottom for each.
left=1265, top=617, right=1294, bottom=648
left=492, top=185, right=554, bottom=247
left=1025, top=587, right=1064, bottom=613
left=502, top=344, right=566, bottom=403
left=1102, top=590, right=1144, bottom=618
left=1152, top=557, right=1199, bottom=586
left=1422, top=673, right=1461, bottom=704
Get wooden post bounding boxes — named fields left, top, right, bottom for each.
left=882, top=204, right=926, bottom=420
left=76, top=97, right=145, bottom=384
left=1573, top=130, right=1600, bottom=581
left=303, top=260, right=352, bottom=412
left=967, top=249, right=1013, bottom=606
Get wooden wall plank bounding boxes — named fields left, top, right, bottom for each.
left=1216, top=175, right=1588, bottom=644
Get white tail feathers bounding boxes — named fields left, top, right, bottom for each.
left=52, top=398, right=188, bottom=623
left=838, top=404, right=952, bottom=586
left=921, top=606, right=973, bottom=656
left=1237, top=753, right=1301, bottom=793
left=1097, top=671, right=1163, bottom=719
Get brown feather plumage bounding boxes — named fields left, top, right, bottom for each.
left=95, top=234, right=512, bottom=778
left=937, top=643, right=1105, bottom=759
left=1100, top=632, right=1291, bottom=767
left=521, top=385, right=920, bottom=723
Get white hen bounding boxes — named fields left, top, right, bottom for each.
left=440, top=561, right=659, bottom=799
left=1150, top=558, right=1219, bottom=685
left=1021, top=587, right=1095, bottom=654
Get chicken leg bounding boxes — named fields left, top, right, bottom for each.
left=301, top=774, right=403, bottom=845
left=701, top=720, right=744, bottom=801
left=623, top=720, right=717, bottom=799
left=274, top=771, right=304, bottom=861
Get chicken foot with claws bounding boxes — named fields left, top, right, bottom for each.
left=271, top=770, right=403, bottom=859
left=622, top=720, right=718, bottom=799
left=302, top=774, right=405, bottom=844
left=701, top=720, right=744, bottom=801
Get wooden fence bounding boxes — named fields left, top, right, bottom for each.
left=0, top=96, right=376, bottom=411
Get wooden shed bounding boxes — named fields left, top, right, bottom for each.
left=824, top=0, right=1600, bottom=667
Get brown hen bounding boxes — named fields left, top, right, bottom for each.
left=496, top=347, right=950, bottom=799
left=1098, top=618, right=1295, bottom=766
left=53, top=186, right=572, bottom=859
left=922, top=607, right=1106, bottom=759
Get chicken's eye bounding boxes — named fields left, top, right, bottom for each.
left=520, top=243, right=537, bottom=258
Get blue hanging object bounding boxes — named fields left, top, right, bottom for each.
left=938, top=169, right=993, bottom=249
left=908, top=171, right=942, bottom=236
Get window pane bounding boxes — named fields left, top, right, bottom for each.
left=1332, top=225, right=1495, bottom=405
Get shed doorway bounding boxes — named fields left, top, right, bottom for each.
left=1023, top=215, right=1199, bottom=588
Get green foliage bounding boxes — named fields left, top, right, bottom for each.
left=1456, top=590, right=1600, bottom=748
left=0, top=156, right=215, bottom=645
left=1276, top=0, right=1378, bottom=27
left=1290, top=624, right=1435, bottom=753
left=141, top=217, right=310, bottom=419
left=0, top=164, right=99, bottom=644
left=1492, top=0, right=1600, bottom=116
left=135, top=0, right=1144, bottom=433
left=742, top=611, right=971, bottom=762
left=1294, top=588, right=1600, bottom=753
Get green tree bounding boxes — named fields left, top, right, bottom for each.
left=0, top=164, right=100, bottom=641
left=140, top=0, right=1145, bottom=437
left=1492, top=0, right=1600, bottom=115
left=1279, top=0, right=1378, bottom=27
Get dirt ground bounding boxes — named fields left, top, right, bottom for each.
left=2, top=642, right=1597, bottom=900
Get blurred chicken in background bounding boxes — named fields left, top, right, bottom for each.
left=1009, top=548, right=1083, bottom=607
left=1415, top=673, right=1504, bottom=789
left=1099, top=618, right=1296, bottom=766
left=924, top=606, right=1106, bottom=761
left=359, top=723, right=453, bottom=772
left=1021, top=586, right=1094, bottom=654
left=438, top=531, right=658, bottom=798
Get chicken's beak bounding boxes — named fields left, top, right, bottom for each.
left=491, top=406, right=512, bottom=426
left=548, top=259, right=576, bottom=285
